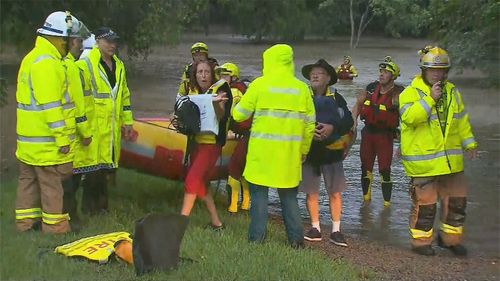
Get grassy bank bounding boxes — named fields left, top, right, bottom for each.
left=0, top=169, right=368, bottom=281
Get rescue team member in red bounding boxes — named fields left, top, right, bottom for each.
left=336, top=55, right=358, bottom=80
left=400, top=46, right=477, bottom=256
left=15, top=11, right=85, bottom=234
left=352, top=56, right=403, bottom=207
left=179, top=60, right=230, bottom=230
left=216, top=63, right=251, bottom=213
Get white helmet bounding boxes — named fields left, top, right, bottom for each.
left=37, top=11, right=88, bottom=38
left=80, top=34, right=95, bottom=58
left=83, top=34, right=96, bottom=49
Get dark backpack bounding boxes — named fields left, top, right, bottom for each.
left=173, top=96, right=201, bottom=135
left=132, top=213, right=189, bottom=276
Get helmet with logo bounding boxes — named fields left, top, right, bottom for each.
left=418, top=46, right=450, bottom=69
left=191, top=42, right=208, bottom=54
left=37, top=11, right=90, bottom=39
left=379, top=56, right=400, bottom=79
left=216, top=62, right=240, bottom=79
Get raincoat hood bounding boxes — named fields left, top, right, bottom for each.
left=262, top=44, right=294, bottom=76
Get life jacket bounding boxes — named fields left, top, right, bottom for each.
left=54, top=232, right=132, bottom=264
left=229, top=81, right=252, bottom=135
left=337, top=64, right=353, bottom=80
left=360, top=81, right=402, bottom=130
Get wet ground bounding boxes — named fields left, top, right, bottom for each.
left=1, top=33, right=499, bottom=279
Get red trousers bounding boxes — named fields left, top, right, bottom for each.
left=228, top=137, right=248, bottom=179
left=184, top=143, right=221, bottom=198
left=360, top=127, right=394, bottom=174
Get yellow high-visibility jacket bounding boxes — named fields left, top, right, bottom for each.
left=399, top=75, right=477, bottom=177
left=55, top=231, right=132, bottom=264
left=16, top=36, right=73, bottom=166
left=233, top=44, right=316, bottom=188
left=64, top=53, right=92, bottom=153
left=75, top=47, right=133, bottom=172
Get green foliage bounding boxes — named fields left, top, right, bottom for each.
left=429, top=0, right=499, bottom=87
left=316, top=0, right=429, bottom=38
left=218, top=0, right=314, bottom=42
left=0, top=169, right=367, bottom=281
left=371, top=0, right=430, bottom=38
left=0, top=0, right=204, bottom=58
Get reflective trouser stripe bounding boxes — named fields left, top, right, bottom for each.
left=440, top=222, right=463, bottom=235
left=15, top=208, right=42, bottom=220
left=409, top=228, right=433, bottom=239
left=42, top=212, right=70, bottom=225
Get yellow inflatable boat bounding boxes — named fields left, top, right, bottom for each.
left=120, top=118, right=237, bottom=180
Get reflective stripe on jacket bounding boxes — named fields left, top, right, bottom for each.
left=64, top=53, right=92, bottom=146
left=75, top=47, right=133, bottom=171
left=399, top=75, right=477, bottom=177
left=73, top=57, right=98, bottom=171
left=233, top=44, right=315, bottom=188
left=16, top=36, right=73, bottom=166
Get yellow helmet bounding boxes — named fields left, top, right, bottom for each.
left=418, top=46, right=450, bottom=69
left=344, top=55, right=351, bottom=63
left=379, top=56, right=400, bottom=78
left=216, top=62, right=240, bottom=79
left=191, top=42, right=208, bottom=54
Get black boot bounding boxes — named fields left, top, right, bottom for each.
left=412, top=245, right=436, bottom=256
left=437, top=235, right=467, bottom=257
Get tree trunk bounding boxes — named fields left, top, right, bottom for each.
left=354, top=0, right=373, bottom=49
left=349, top=0, right=355, bottom=50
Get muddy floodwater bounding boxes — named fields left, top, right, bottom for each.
left=1, top=33, right=499, bottom=260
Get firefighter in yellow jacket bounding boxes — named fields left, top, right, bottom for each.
left=76, top=27, right=134, bottom=215
left=399, top=46, right=477, bottom=256
left=15, top=11, right=86, bottom=234
left=233, top=44, right=316, bottom=248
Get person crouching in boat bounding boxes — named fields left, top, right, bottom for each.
left=216, top=63, right=251, bottom=213
left=179, top=60, right=231, bottom=231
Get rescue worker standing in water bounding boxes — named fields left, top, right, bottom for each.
left=399, top=46, right=477, bottom=256
left=15, top=11, right=85, bottom=234
left=336, top=55, right=358, bottom=80
left=76, top=27, right=134, bottom=215
left=352, top=56, right=404, bottom=206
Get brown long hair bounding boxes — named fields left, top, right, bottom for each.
left=189, top=60, right=216, bottom=93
